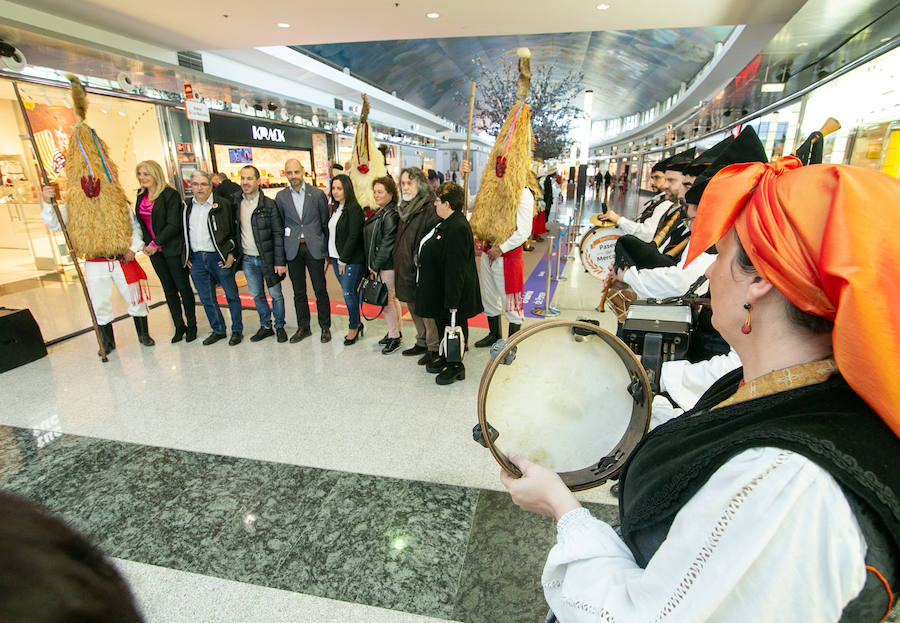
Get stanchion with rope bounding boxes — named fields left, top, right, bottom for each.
left=531, top=233, right=561, bottom=317
left=551, top=223, right=569, bottom=282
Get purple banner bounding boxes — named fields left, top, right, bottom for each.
left=523, top=248, right=569, bottom=318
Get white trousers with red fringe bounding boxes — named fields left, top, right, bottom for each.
left=85, top=260, right=148, bottom=324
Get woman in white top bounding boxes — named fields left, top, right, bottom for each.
left=501, top=158, right=900, bottom=622
left=327, top=174, right=366, bottom=345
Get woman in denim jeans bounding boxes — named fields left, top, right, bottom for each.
left=327, top=174, right=366, bottom=345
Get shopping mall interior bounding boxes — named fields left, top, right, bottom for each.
left=0, top=0, right=898, bottom=621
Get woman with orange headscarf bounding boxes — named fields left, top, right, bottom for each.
left=501, top=157, right=900, bottom=622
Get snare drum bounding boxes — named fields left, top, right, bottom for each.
left=477, top=320, right=651, bottom=490
left=580, top=224, right=623, bottom=281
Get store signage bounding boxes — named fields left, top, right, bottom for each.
left=184, top=83, right=194, bottom=99
left=251, top=125, right=286, bottom=143
left=185, top=99, right=210, bottom=123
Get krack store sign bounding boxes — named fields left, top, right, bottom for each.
left=208, top=114, right=313, bottom=149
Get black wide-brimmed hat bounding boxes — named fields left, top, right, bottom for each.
left=685, top=127, right=768, bottom=205
left=663, top=147, right=697, bottom=173
left=683, top=135, right=735, bottom=177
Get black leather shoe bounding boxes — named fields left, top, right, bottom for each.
left=228, top=332, right=243, bottom=346
left=426, top=355, right=447, bottom=374
left=320, top=328, right=332, bottom=343
left=185, top=325, right=198, bottom=342
left=250, top=327, right=274, bottom=342
left=171, top=324, right=187, bottom=344
left=436, top=362, right=465, bottom=385
left=276, top=327, right=288, bottom=343
left=418, top=351, right=439, bottom=366
left=381, top=337, right=401, bottom=354
left=343, top=323, right=363, bottom=346
left=402, top=344, right=427, bottom=357
left=202, top=332, right=227, bottom=346
left=290, top=328, right=312, bottom=343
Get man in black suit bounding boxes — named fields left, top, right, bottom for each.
left=235, top=165, right=287, bottom=343
left=274, top=159, right=332, bottom=343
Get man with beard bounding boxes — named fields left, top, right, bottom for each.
left=393, top=167, right=441, bottom=365
left=595, top=156, right=676, bottom=241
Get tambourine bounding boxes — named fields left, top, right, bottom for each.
left=589, top=213, right=617, bottom=228
left=476, top=320, right=651, bottom=491
left=580, top=225, right=623, bottom=281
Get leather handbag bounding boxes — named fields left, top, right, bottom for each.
left=359, top=276, right=388, bottom=307
left=440, top=311, right=464, bottom=363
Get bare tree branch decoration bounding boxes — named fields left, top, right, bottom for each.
left=461, top=57, right=584, bottom=161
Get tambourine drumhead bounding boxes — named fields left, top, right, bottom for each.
left=580, top=225, right=623, bottom=281
left=477, top=320, right=651, bottom=491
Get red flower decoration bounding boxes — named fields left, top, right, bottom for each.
left=81, top=176, right=101, bottom=198
left=495, top=156, right=507, bottom=178
left=357, top=164, right=369, bottom=174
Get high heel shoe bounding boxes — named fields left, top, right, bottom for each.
left=344, top=323, right=364, bottom=346
left=171, top=324, right=187, bottom=343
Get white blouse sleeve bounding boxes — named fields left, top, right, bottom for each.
left=542, top=448, right=867, bottom=623
left=659, top=349, right=742, bottom=411
left=615, top=201, right=671, bottom=242
left=41, top=201, right=67, bottom=231
left=499, top=188, right=534, bottom=253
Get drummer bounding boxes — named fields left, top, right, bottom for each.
left=502, top=157, right=900, bottom=621
left=595, top=156, right=676, bottom=242
left=614, top=128, right=768, bottom=300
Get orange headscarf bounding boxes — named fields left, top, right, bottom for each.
left=686, top=156, right=900, bottom=436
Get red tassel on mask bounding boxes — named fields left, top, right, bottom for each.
left=81, top=176, right=101, bottom=198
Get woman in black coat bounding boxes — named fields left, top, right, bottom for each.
left=327, top=174, right=366, bottom=345
left=363, top=176, right=403, bottom=354
left=134, top=160, right=195, bottom=343
left=415, top=182, right=482, bottom=385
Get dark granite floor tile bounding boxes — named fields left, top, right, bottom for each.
left=350, top=479, right=479, bottom=619
left=452, top=490, right=619, bottom=623
left=271, top=471, right=410, bottom=603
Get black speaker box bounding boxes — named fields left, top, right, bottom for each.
left=0, top=307, right=47, bottom=373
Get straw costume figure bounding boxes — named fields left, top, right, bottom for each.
left=348, top=94, right=387, bottom=214
left=471, top=48, right=535, bottom=348
left=41, top=74, right=152, bottom=356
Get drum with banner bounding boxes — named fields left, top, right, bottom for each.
left=579, top=221, right=623, bottom=281
left=476, top=320, right=651, bottom=490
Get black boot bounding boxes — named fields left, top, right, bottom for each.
left=508, top=322, right=521, bottom=338
left=97, top=323, right=116, bottom=357
left=133, top=316, right=155, bottom=346
left=475, top=315, right=501, bottom=348
left=436, top=362, right=466, bottom=385
left=171, top=323, right=187, bottom=343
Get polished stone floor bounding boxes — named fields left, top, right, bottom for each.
left=0, top=195, right=633, bottom=622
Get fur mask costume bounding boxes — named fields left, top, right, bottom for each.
left=349, top=94, right=387, bottom=212
left=62, top=74, right=132, bottom=258
left=470, top=48, right=533, bottom=244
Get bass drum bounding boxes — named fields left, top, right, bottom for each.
left=477, top=320, right=651, bottom=491
left=580, top=223, right=623, bottom=281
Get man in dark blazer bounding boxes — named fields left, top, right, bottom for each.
left=275, top=159, right=332, bottom=343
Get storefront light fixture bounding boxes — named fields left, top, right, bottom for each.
left=426, top=12, right=440, bottom=19
left=596, top=3, right=611, bottom=9
left=277, top=23, right=290, bottom=28
left=761, top=82, right=785, bottom=93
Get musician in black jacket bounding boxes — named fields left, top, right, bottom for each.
left=234, top=165, right=287, bottom=343
left=415, top=182, right=482, bottom=385
left=134, top=160, right=195, bottom=343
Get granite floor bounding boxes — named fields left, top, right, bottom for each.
left=0, top=196, right=631, bottom=622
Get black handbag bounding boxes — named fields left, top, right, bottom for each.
left=359, top=276, right=388, bottom=320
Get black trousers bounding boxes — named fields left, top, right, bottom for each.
left=287, top=243, right=331, bottom=330
left=149, top=252, right=196, bottom=328
left=614, top=235, right=678, bottom=272
left=435, top=314, right=469, bottom=349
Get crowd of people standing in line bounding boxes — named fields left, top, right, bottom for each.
left=44, top=159, right=484, bottom=386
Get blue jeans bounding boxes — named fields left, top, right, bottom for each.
left=331, top=259, right=364, bottom=329
left=190, top=251, right=243, bottom=334
left=242, top=255, right=285, bottom=329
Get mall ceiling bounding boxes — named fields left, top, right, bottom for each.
left=11, top=0, right=803, bottom=50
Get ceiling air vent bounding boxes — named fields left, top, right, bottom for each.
left=177, top=51, right=204, bottom=72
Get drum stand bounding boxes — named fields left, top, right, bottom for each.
left=531, top=233, right=561, bottom=317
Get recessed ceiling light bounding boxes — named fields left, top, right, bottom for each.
left=796, top=42, right=808, bottom=47
left=761, top=82, right=786, bottom=93
left=277, top=23, right=290, bottom=28
left=426, top=12, right=440, bottom=19
left=596, top=3, right=611, bottom=9
left=881, top=37, right=891, bottom=43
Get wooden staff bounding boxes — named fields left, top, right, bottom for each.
left=13, top=82, right=109, bottom=362
left=463, top=81, right=476, bottom=211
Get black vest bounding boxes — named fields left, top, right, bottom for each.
left=619, top=370, right=899, bottom=620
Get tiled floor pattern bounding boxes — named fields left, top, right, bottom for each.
left=0, top=426, right=615, bottom=622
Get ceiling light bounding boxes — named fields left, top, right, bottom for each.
left=796, top=42, right=808, bottom=47
left=277, top=23, right=290, bottom=28
left=426, top=12, right=440, bottom=18
left=596, top=3, right=611, bottom=9
left=761, top=82, right=785, bottom=93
